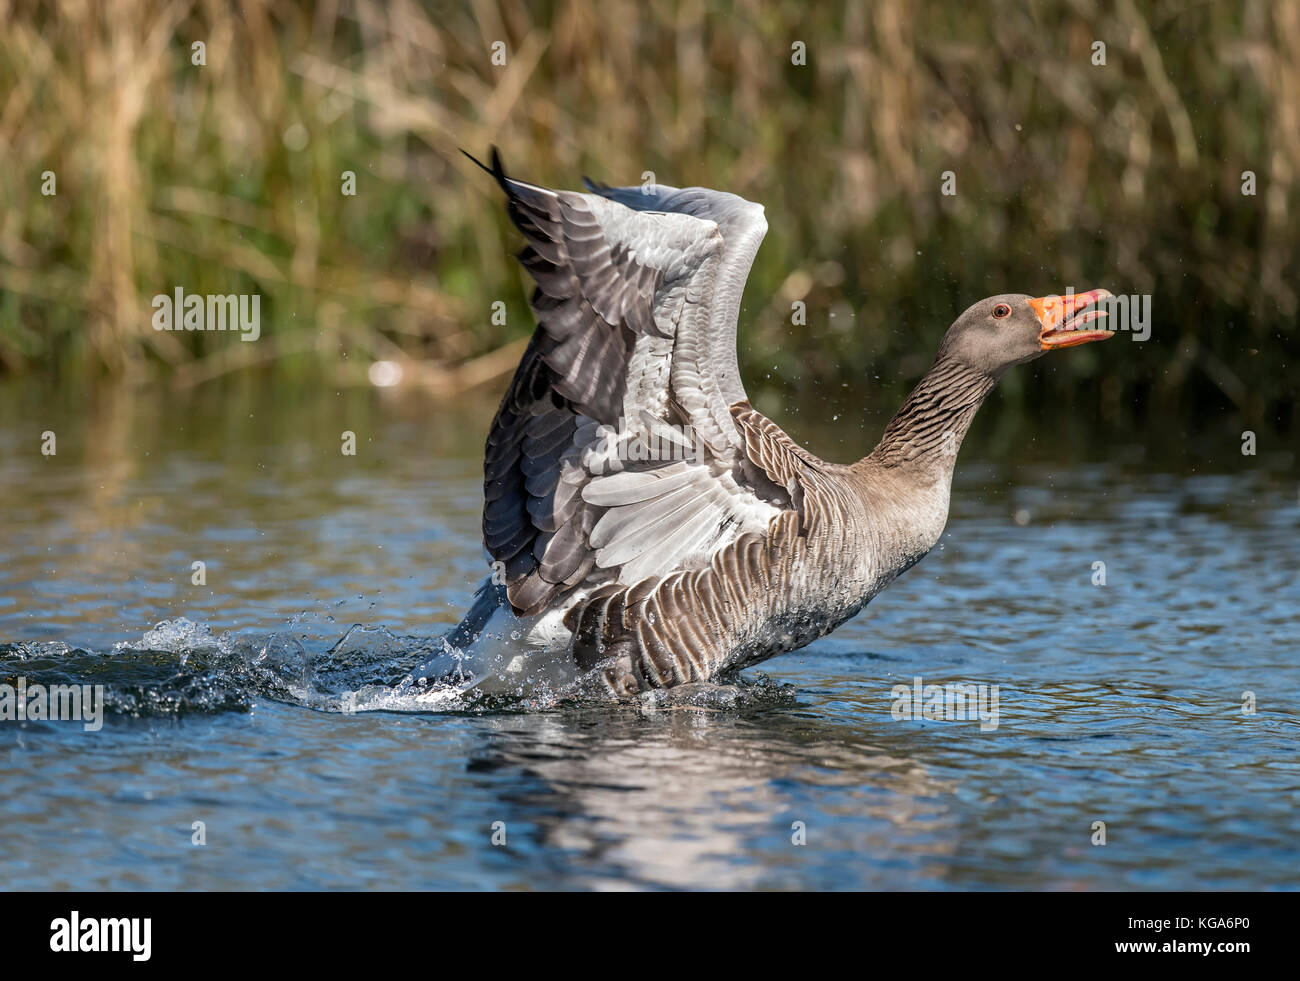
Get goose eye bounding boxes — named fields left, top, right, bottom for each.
left=993, top=303, right=1012, bottom=319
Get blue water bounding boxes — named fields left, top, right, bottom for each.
left=1, top=381, right=1298, bottom=889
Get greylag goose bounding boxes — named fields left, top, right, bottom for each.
left=407, top=149, right=1112, bottom=698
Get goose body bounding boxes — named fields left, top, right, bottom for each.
left=407, top=151, right=1113, bottom=698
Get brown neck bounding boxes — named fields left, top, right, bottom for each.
left=865, top=355, right=998, bottom=473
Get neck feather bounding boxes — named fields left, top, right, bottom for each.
left=866, top=356, right=998, bottom=472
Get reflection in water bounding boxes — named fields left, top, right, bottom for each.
left=458, top=700, right=959, bottom=889
left=0, top=377, right=1297, bottom=889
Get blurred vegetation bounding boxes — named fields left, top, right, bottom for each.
left=0, top=0, right=1296, bottom=430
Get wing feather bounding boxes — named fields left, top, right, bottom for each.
left=472, top=149, right=789, bottom=617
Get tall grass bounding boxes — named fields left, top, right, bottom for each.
left=0, top=0, right=1296, bottom=426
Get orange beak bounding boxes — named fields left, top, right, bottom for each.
left=1029, top=288, right=1114, bottom=349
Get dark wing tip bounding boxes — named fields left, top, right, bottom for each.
left=460, top=147, right=492, bottom=174
left=460, top=146, right=511, bottom=194
left=582, top=175, right=610, bottom=194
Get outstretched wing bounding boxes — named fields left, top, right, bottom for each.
left=475, top=150, right=792, bottom=617
left=579, top=175, right=770, bottom=413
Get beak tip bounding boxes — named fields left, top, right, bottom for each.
left=1033, top=288, right=1116, bottom=349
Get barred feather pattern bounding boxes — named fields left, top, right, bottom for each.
left=455, top=152, right=1008, bottom=699
left=869, top=357, right=999, bottom=470
left=560, top=386, right=992, bottom=697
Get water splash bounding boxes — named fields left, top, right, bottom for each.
left=1, top=615, right=781, bottom=719
left=0, top=616, right=451, bottom=718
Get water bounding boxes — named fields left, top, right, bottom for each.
left=1, top=379, right=1297, bottom=890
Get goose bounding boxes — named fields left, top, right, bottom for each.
left=405, top=149, right=1112, bottom=699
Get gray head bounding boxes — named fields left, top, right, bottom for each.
left=937, top=289, right=1114, bottom=377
